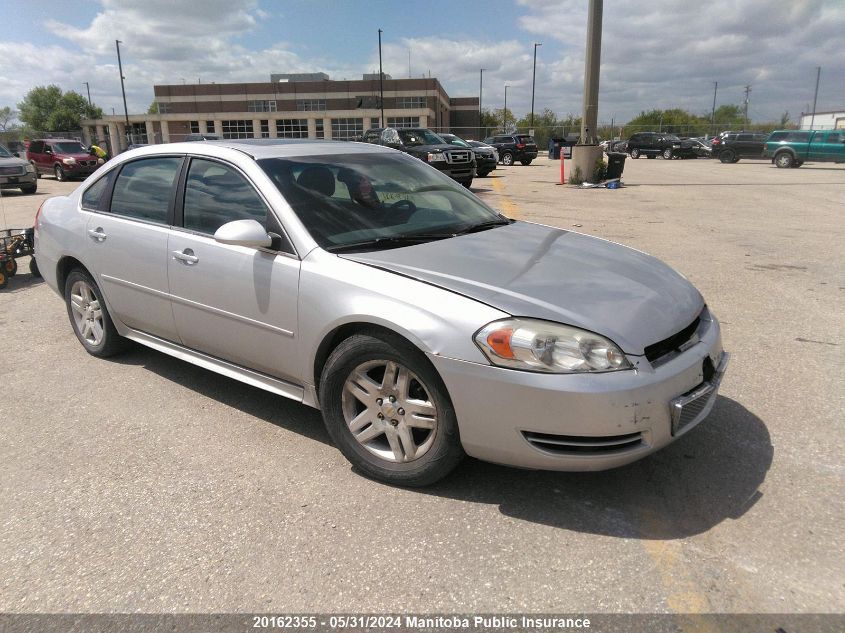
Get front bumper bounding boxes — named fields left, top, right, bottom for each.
left=0, top=172, right=37, bottom=188
left=429, top=316, right=727, bottom=471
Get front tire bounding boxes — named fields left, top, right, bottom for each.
left=54, top=165, right=66, bottom=181
left=719, top=150, right=736, bottom=163
left=775, top=152, right=794, bottom=168
left=630, top=148, right=640, bottom=159
left=520, top=159, right=532, bottom=166
left=29, top=257, right=40, bottom=277
left=64, top=269, right=128, bottom=357
left=662, top=148, right=673, bottom=159
left=501, top=152, right=514, bottom=166
left=319, top=333, right=464, bottom=487
left=460, top=179, right=473, bottom=188
left=21, top=182, right=37, bottom=194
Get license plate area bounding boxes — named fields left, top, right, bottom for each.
left=670, top=352, right=730, bottom=435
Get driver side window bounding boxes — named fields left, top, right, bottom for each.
left=182, top=159, right=267, bottom=235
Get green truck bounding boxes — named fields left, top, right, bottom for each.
left=764, top=129, right=845, bottom=168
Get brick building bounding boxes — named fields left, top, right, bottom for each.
left=81, top=73, right=480, bottom=156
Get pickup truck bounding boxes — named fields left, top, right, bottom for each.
left=361, top=127, right=476, bottom=187
left=764, top=129, right=845, bottom=168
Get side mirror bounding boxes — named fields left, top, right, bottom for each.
left=213, top=219, right=272, bottom=248
left=45, top=148, right=52, bottom=154
left=381, top=128, right=401, bottom=148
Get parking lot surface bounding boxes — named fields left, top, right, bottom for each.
left=0, top=157, right=842, bottom=613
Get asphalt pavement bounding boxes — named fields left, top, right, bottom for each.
left=0, top=156, right=842, bottom=615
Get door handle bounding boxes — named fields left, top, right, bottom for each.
left=87, top=227, right=107, bottom=242
left=172, top=249, right=199, bottom=265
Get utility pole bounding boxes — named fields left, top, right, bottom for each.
left=530, top=42, right=542, bottom=129
left=479, top=68, right=485, bottom=135
left=378, top=29, right=385, bottom=128
left=115, top=40, right=130, bottom=148
left=743, top=84, right=751, bottom=128
left=711, top=81, right=718, bottom=134
left=580, top=0, right=603, bottom=144
left=810, top=66, right=821, bottom=130
left=83, top=82, right=91, bottom=106
left=503, top=85, right=509, bottom=132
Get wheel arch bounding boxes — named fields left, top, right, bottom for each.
left=56, top=255, right=89, bottom=292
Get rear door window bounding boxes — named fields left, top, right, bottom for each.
left=109, top=157, right=183, bottom=224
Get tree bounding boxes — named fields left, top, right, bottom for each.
left=17, top=85, right=104, bottom=132
left=626, top=108, right=708, bottom=136
left=0, top=106, right=18, bottom=133
left=713, top=104, right=744, bottom=128
left=148, top=100, right=160, bottom=114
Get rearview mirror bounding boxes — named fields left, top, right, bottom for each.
left=213, top=219, right=272, bottom=248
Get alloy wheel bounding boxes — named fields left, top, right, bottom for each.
left=341, top=359, right=438, bottom=463
left=69, top=280, right=105, bottom=346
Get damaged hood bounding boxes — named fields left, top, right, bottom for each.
left=341, top=221, right=704, bottom=354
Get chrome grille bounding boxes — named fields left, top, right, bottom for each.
left=0, top=166, right=25, bottom=176
left=445, top=149, right=472, bottom=164
left=522, top=430, right=645, bottom=455
left=644, top=309, right=707, bottom=364
left=670, top=352, right=729, bottom=435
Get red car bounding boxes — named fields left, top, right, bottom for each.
left=27, top=139, right=100, bottom=181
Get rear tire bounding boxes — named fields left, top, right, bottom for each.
left=775, top=152, right=794, bottom=168
left=719, top=150, right=736, bottom=163
left=29, top=257, right=41, bottom=277
left=319, top=333, right=464, bottom=487
left=520, top=159, right=532, bottom=166
left=64, top=268, right=129, bottom=357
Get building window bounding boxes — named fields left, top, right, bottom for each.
left=387, top=117, right=417, bottom=128
left=370, top=118, right=379, bottom=128
left=260, top=120, right=270, bottom=138
left=222, top=120, right=254, bottom=139
left=128, top=123, right=148, bottom=145
left=276, top=119, right=308, bottom=139
left=247, top=100, right=277, bottom=113
left=331, top=118, right=363, bottom=140
left=190, top=121, right=200, bottom=134
left=297, top=99, right=326, bottom=112
left=397, top=96, right=426, bottom=109
left=156, top=101, right=171, bottom=114
left=315, top=118, right=324, bottom=139
left=356, top=96, right=381, bottom=109
left=206, top=121, right=215, bottom=134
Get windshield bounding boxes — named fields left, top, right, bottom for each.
left=664, top=135, right=681, bottom=141
left=0, top=145, right=11, bottom=157
left=258, top=152, right=504, bottom=251
left=52, top=142, right=87, bottom=154
left=398, top=129, right=446, bottom=146
left=444, top=136, right=471, bottom=148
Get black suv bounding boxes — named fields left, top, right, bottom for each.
left=626, top=132, right=695, bottom=159
left=482, top=134, right=538, bottom=166
left=710, top=132, right=767, bottom=163
left=439, top=133, right=497, bottom=177
left=362, top=127, right=476, bottom=187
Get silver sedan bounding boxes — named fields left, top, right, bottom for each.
left=35, top=140, right=728, bottom=486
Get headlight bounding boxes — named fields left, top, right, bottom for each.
left=62, top=157, right=77, bottom=165
left=474, top=318, right=632, bottom=373
left=427, top=152, right=447, bottom=162
left=25, top=163, right=35, bottom=173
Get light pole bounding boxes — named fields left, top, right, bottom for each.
left=479, top=68, right=485, bottom=136
left=115, top=40, right=130, bottom=147
left=711, top=81, right=718, bottom=135
left=378, top=29, right=385, bottom=128
left=503, top=85, right=509, bottom=132
left=83, top=82, right=91, bottom=106
left=530, top=42, right=542, bottom=129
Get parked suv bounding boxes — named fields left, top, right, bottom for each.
left=184, top=133, right=222, bottom=141
left=711, top=132, right=767, bottom=163
left=27, top=139, right=99, bottom=181
left=626, top=132, right=695, bottom=159
left=0, top=144, right=37, bottom=194
left=439, top=133, right=497, bottom=177
left=764, top=129, right=845, bottom=168
left=362, top=127, right=476, bottom=187
left=482, top=134, right=538, bottom=166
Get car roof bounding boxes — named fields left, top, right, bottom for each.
left=125, top=138, right=399, bottom=160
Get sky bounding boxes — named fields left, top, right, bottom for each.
left=0, top=0, right=843, bottom=126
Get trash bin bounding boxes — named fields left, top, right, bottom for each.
left=606, top=152, right=626, bottom=180
left=549, top=137, right=577, bottom=160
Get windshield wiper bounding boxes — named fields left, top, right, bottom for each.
left=325, top=233, right=453, bottom=253
left=451, top=218, right=513, bottom=235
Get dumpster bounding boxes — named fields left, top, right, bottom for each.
left=548, top=137, right=577, bottom=160
left=606, top=152, right=626, bottom=180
